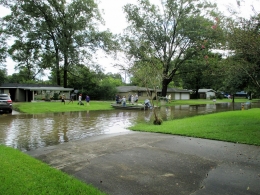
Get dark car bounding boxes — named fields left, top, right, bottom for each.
left=0, top=94, right=12, bottom=113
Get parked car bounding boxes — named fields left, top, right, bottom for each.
left=0, top=94, right=12, bottom=113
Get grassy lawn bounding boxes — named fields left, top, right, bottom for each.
left=129, top=108, right=260, bottom=146
left=13, top=101, right=114, bottom=114
left=12, top=98, right=258, bottom=114
left=0, top=145, right=106, bottom=195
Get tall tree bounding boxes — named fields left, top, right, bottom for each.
left=0, top=68, right=7, bottom=85
left=130, top=57, right=163, bottom=124
left=1, top=0, right=118, bottom=87
left=180, top=52, right=223, bottom=98
left=225, top=14, right=260, bottom=91
left=0, top=24, right=8, bottom=69
left=8, top=40, right=47, bottom=80
left=121, top=0, right=223, bottom=96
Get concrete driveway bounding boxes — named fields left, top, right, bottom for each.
left=26, top=131, right=260, bottom=195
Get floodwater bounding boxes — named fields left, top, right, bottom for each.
left=0, top=102, right=259, bottom=152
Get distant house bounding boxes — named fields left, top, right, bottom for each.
left=115, top=86, right=152, bottom=101
left=235, top=91, right=247, bottom=98
left=197, top=89, right=216, bottom=99
left=0, top=83, right=74, bottom=102
left=157, top=88, right=190, bottom=100
left=116, top=86, right=190, bottom=101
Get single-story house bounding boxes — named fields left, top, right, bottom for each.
left=116, top=86, right=190, bottom=101
left=0, top=83, right=74, bottom=102
left=115, top=86, right=152, bottom=101
left=157, top=88, right=191, bottom=100
left=235, top=91, right=247, bottom=98
left=197, top=89, right=216, bottom=99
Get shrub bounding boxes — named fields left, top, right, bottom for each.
left=53, top=93, right=59, bottom=100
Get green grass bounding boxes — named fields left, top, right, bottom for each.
left=129, top=108, right=260, bottom=146
left=0, top=145, right=106, bottom=195
left=167, top=98, right=257, bottom=105
left=13, top=101, right=114, bottom=114
left=13, top=98, right=259, bottom=114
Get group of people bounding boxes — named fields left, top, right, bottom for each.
left=78, top=94, right=90, bottom=105
left=128, top=94, right=139, bottom=104
left=115, top=93, right=139, bottom=106
left=61, top=93, right=90, bottom=105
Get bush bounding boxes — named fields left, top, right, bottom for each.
left=215, top=92, right=223, bottom=100
left=53, top=93, right=59, bottom=100
left=210, top=95, right=216, bottom=100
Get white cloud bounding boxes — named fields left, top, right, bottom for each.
left=215, top=0, right=260, bottom=18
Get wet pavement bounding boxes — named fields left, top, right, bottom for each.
left=26, top=131, right=260, bottom=195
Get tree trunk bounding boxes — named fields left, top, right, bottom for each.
left=161, top=79, right=168, bottom=97
left=195, top=89, right=199, bottom=99
left=55, top=48, right=61, bottom=86
left=63, top=55, right=68, bottom=88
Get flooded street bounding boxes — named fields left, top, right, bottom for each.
left=0, top=102, right=260, bottom=151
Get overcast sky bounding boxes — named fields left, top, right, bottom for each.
left=1, top=0, right=259, bottom=79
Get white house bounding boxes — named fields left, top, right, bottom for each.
left=0, top=83, right=74, bottom=102
left=198, top=89, right=216, bottom=99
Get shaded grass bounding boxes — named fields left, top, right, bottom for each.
left=129, top=108, right=260, bottom=145
left=13, top=101, right=114, bottom=114
left=0, top=145, right=106, bottom=195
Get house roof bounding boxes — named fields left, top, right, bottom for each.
left=157, top=88, right=191, bottom=93
left=116, top=86, right=151, bottom=93
left=235, top=91, right=247, bottom=95
left=0, top=83, right=74, bottom=91
left=116, top=86, right=190, bottom=93
left=198, top=89, right=216, bottom=93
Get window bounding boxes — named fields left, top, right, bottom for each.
left=138, top=92, right=142, bottom=97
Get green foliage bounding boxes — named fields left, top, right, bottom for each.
left=7, top=40, right=46, bottom=80
left=98, top=77, right=122, bottom=100
left=225, top=14, right=260, bottom=92
left=53, top=93, right=59, bottom=100
left=180, top=52, right=224, bottom=93
left=1, top=0, right=118, bottom=87
left=122, top=0, right=223, bottom=97
left=0, top=68, right=7, bottom=85
left=0, top=29, right=8, bottom=68
left=6, top=71, right=44, bottom=84
left=65, top=64, right=122, bottom=100
left=222, top=59, right=250, bottom=95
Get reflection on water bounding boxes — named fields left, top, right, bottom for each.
left=0, top=110, right=143, bottom=151
left=0, top=102, right=259, bottom=151
left=159, top=102, right=254, bottom=120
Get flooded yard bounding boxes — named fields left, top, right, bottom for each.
left=0, top=102, right=259, bottom=151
